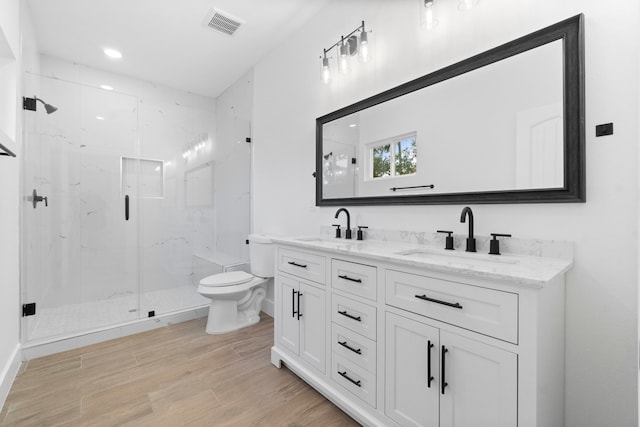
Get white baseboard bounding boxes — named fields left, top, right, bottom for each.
left=0, top=344, right=22, bottom=412
left=22, top=306, right=209, bottom=360
left=262, top=297, right=274, bottom=317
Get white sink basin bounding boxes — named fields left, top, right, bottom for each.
left=395, top=248, right=520, bottom=266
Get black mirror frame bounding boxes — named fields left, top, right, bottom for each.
left=316, top=14, right=585, bottom=206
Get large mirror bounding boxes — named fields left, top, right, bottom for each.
left=316, top=14, right=584, bottom=206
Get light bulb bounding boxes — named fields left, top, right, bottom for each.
left=339, top=43, right=349, bottom=73
left=421, top=0, right=439, bottom=30
left=458, top=0, right=479, bottom=10
left=359, top=31, right=369, bottom=63
left=322, top=56, right=331, bottom=84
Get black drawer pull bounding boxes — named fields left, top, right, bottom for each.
left=415, top=294, right=463, bottom=310
left=288, top=261, right=307, bottom=268
left=338, top=370, right=361, bottom=387
left=338, top=340, right=362, bottom=355
left=338, top=310, right=361, bottom=322
left=338, top=274, right=362, bottom=283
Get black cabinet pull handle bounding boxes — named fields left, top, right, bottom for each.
left=415, top=294, right=463, bottom=310
left=291, top=289, right=297, bottom=318
left=297, top=292, right=303, bottom=319
left=338, top=340, right=362, bottom=355
left=338, top=310, right=361, bottom=322
left=288, top=261, right=307, bottom=268
left=125, top=195, right=130, bottom=221
left=338, top=274, right=362, bottom=283
left=427, top=340, right=434, bottom=388
left=441, top=345, right=448, bottom=395
left=338, top=371, right=361, bottom=387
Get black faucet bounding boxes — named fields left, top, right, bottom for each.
left=334, top=208, right=352, bottom=239
left=460, top=206, right=476, bottom=252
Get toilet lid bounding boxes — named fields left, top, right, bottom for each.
left=199, top=271, right=253, bottom=287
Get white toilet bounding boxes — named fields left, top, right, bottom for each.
left=197, top=234, right=274, bottom=334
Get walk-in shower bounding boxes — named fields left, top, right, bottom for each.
left=21, top=72, right=251, bottom=344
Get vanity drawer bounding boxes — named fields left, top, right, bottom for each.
left=332, top=294, right=377, bottom=341
left=332, top=353, right=376, bottom=408
left=331, top=323, right=376, bottom=374
left=332, top=259, right=377, bottom=301
left=277, top=248, right=326, bottom=284
left=385, top=269, right=518, bottom=343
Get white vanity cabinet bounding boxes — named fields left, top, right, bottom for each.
left=274, top=248, right=327, bottom=374
left=329, top=259, right=378, bottom=408
left=271, top=238, right=570, bottom=427
left=385, top=311, right=517, bottom=427
left=278, top=273, right=326, bottom=373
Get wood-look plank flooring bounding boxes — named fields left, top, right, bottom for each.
left=0, top=314, right=360, bottom=426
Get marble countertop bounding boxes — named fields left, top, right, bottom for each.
left=272, top=235, right=573, bottom=288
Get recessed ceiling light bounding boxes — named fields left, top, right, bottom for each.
left=100, top=85, right=114, bottom=91
left=349, top=124, right=357, bottom=128
left=96, top=116, right=105, bottom=121
left=103, top=48, right=122, bottom=59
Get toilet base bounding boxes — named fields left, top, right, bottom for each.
left=204, top=284, right=266, bottom=334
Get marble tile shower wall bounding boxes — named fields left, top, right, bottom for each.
left=22, top=56, right=249, bottom=317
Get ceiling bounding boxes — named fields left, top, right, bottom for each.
left=26, top=0, right=330, bottom=98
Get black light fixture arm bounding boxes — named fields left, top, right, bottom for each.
left=322, top=21, right=367, bottom=60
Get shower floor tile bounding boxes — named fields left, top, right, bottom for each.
left=28, top=286, right=209, bottom=341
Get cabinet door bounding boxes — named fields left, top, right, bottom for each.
left=299, top=282, right=326, bottom=373
left=439, top=330, right=517, bottom=427
left=278, top=275, right=299, bottom=355
left=385, top=312, right=439, bottom=427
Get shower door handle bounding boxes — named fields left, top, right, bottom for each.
left=31, top=189, right=48, bottom=209
left=125, top=195, right=129, bottom=221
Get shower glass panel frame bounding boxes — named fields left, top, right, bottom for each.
left=21, top=74, right=142, bottom=342
left=21, top=72, right=250, bottom=344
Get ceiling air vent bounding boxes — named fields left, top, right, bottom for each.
left=204, top=8, right=243, bottom=36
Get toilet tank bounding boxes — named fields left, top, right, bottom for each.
left=248, top=234, right=275, bottom=278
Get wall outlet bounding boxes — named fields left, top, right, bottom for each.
left=595, top=123, right=613, bottom=137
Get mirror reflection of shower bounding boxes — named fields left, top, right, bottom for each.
left=23, top=96, right=58, bottom=114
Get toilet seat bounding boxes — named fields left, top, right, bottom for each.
left=200, top=271, right=253, bottom=287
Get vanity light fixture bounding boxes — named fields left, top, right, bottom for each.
left=320, top=21, right=371, bottom=85
left=420, top=0, right=478, bottom=30
left=103, top=48, right=122, bottom=59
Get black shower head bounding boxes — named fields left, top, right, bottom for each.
left=24, top=96, right=58, bottom=114
left=35, top=97, right=58, bottom=114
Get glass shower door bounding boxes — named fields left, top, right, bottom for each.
left=22, top=74, right=140, bottom=342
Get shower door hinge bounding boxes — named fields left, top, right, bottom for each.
left=22, top=302, right=36, bottom=316
left=245, top=137, right=251, bottom=143
left=23, top=97, right=37, bottom=111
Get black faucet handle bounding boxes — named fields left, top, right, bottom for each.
left=332, top=224, right=342, bottom=238
left=436, top=230, right=454, bottom=250
left=357, top=226, right=368, bottom=241
left=489, top=233, right=512, bottom=255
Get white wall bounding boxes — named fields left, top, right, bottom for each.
left=252, top=1, right=639, bottom=426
